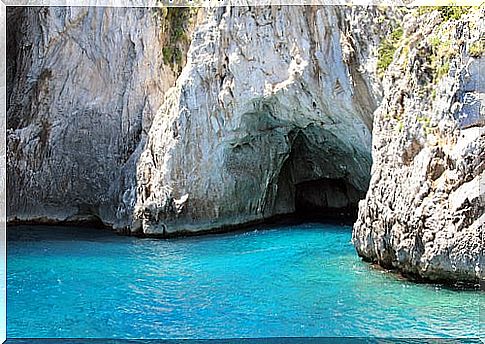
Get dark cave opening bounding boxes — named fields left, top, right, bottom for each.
left=294, top=178, right=360, bottom=221
left=271, top=128, right=367, bottom=223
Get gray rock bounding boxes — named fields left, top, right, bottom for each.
left=6, top=7, right=181, bottom=227
left=353, top=8, right=484, bottom=283
left=8, top=6, right=399, bottom=234
left=8, top=5, right=481, bottom=284
left=131, top=6, right=398, bottom=235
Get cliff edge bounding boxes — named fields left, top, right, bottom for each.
left=353, top=7, right=484, bottom=283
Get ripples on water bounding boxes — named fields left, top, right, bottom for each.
left=6, top=223, right=483, bottom=339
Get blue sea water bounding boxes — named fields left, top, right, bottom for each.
left=6, top=223, right=483, bottom=339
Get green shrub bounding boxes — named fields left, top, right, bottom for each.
left=438, top=6, right=470, bottom=20
left=469, top=39, right=485, bottom=58
left=417, top=6, right=470, bottom=21
left=155, top=6, right=197, bottom=71
left=377, top=26, right=404, bottom=76
left=429, top=36, right=441, bottom=49
left=427, top=34, right=455, bottom=82
left=435, top=61, right=450, bottom=80
left=162, top=46, right=183, bottom=66
left=162, top=47, right=173, bottom=65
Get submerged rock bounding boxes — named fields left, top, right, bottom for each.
left=353, top=7, right=484, bottom=283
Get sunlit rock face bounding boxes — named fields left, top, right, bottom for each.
left=353, top=8, right=484, bottom=283
left=6, top=5, right=397, bottom=235
left=131, top=6, right=397, bottom=235
left=6, top=5, right=483, bottom=284
left=6, top=7, right=177, bottom=227
left=6, top=5, right=398, bottom=234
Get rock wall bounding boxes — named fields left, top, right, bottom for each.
left=7, top=6, right=396, bottom=232
left=353, top=7, right=484, bottom=283
left=131, top=6, right=399, bottom=235
left=6, top=7, right=187, bottom=227
left=7, top=5, right=482, bottom=283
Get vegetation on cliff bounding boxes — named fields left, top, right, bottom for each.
left=377, top=26, right=403, bottom=77
left=154, top=6, right=198, bottom=72
left=469, top=38, right=485, bottom=57
left=417, top=6, right=470, bottom=20
left=354, top=5, right=484, bottom=284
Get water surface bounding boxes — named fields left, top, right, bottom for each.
left=7, top=223, right=482, bottom=339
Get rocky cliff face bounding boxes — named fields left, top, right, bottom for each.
left=353, top=7, right=484, bottom=283
left=6, top=7, right=189, bottom=226
left=8, top=5, right=481, bottom=282
left=7, top=6, right=398, bottom=233
left=130, top=6, right=399, bottom=235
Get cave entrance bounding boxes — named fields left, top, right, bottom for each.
left=271, top=127, right=367, bottom=222
left=294, top=178, right=359, bottom=220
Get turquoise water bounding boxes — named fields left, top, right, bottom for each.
left=7, top=223, right=483, bottom=339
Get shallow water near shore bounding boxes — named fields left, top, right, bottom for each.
left=7, top=223, right=483, bottom=339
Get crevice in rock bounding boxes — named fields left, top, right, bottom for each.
left=6, top=7, right=23, bottom=112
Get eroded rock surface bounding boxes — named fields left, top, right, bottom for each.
left=131, top=6, right=399, bottom=235
left=7, top=5, right=482, bottom=283
left=7, top=6, right=399, bottom=233
left=6, top=7, right=182, bottom=227
left=353, top=8, right=484, bottom=283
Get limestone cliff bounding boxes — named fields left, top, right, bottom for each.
left=7, top=6, right=399, bottom=233
left=130, top=6, right=399, bottom=235
left=8, top=5, right=482, bottom=283
left=6, top=7, right=193, bottom=227
left=353, top=7, right=484, bottom=283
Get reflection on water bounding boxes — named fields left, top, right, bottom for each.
left=7, top=224, right=483, bottom=339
